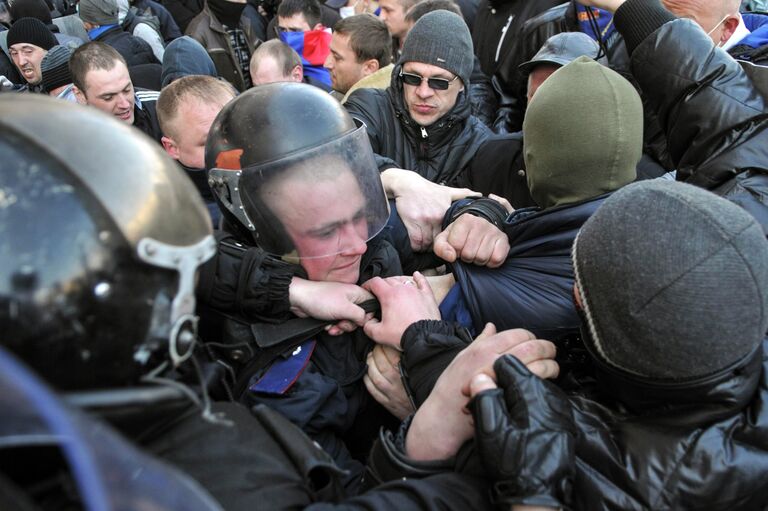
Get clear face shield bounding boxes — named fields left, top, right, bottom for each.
left=211, top=125, right=389, bottom=278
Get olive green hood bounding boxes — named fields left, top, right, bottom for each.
left=523, top=56, right=642, bottom=209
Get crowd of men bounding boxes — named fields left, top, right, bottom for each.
left=1, top=0, right=768, bottom=509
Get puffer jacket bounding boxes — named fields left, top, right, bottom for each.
left=447, top=195, right=607, bottom=342
left=185, top=4, right=261, bottom=91
left=567, top=337, right=768, bottom=510
left=616, top=1, right=768, bottom=233
left=344, top=64, right=491, bottom=188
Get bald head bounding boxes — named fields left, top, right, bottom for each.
left=662, top=0, right=741, bottom=45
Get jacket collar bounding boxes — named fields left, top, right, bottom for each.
left=582, top=329, right=764, bottom=427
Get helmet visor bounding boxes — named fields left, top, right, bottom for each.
left=238, top=125, right=389, bottom=260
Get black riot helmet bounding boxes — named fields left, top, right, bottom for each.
left=0, top=95, right=217, bottom=391
left=205, top=82, right=389, bottom=258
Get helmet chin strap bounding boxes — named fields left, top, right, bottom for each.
left=136, top=235, right=232, bottom=425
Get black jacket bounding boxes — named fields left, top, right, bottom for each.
left=159, top=0, right=203, bottom=33
left=564, top=338, right=768, bottom=510
left=133, top=89, right=163, bottom=142
left=344, top=64, right=491, bottom=188
left=94, top=25, right=160, bottom=66
left=471, top=0, right=563, bottom=79
left=616, top=1, right=768, bottom=234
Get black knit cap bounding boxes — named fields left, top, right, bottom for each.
left=7, top=16, right=57, bottom=50
left=9, top=0, right=53, bottom=25
left=41, top=44, right=72, bottom=92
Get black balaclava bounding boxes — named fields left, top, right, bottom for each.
left=207, top=0, right=244, bottom=27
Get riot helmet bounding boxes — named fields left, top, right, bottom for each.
left=205, top=83, right=389, bottom=274
left=0, top=95, right=217, bottom=391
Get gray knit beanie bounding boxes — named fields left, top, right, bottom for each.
left=41, top=45, right=73, bottom=92
left=573, top=180, right=768, bottom=380
left=78, top=0, right=119, bottom=26
left=398, top=10, right=473, bottom=86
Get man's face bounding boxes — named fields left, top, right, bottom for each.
left=526, top=63, right=560, bottom=104
left=277, top=12, right=312, bottom=32
left=324, top=32, right=368, bottom=94
left=378, top=0, right=408, bottom=40
left=163, top=98, right=230, bottom=169
left=77, top=61, right=135, bottom=124
left=401, top=61, right=463, bottom=127
left=268, top=168, right=368, bottom=284
left=9, top=43, right=46, bottom=85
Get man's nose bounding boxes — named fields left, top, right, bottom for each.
left=339, top=224, right=367, bottom=255
left=117, top=93, right=131, bottom=109
left=415, top=80, right=434, bottom=98
left=324, top=54, right=333, bottom=70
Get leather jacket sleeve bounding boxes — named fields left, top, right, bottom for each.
left=196, top=231, right=296, bottom=323
left=615, top=0, right=768, bottom=232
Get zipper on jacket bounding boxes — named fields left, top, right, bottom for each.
left=495, top=15, right=514, bottom=63
left=420, top=127, right=428, bottom=138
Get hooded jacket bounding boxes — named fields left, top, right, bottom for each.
left=161, top=35, right=218, bottom=87
left=344, top=63, right=491, bottom=188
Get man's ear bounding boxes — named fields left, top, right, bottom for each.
left=312, top=23, right=324, bottom=31
left=72, top=85, right=87, bottom=105
left=361, top=58, right=379, bottom=77
left=721, top=14, right=740, bottom=44
left=291, top=64, right=303, bottom=82
left=161, top=135, right=180, bottom=160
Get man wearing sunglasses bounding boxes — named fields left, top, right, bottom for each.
left=345, top=10, right=492, bottom=254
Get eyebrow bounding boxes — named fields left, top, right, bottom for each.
left=306, top=207, right=366, bottom=236
left=98, top=81, right=132, bottom=99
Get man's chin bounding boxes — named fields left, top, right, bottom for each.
left=408, top=109, right=438, bottom=127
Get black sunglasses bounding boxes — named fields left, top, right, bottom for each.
left=399, top=70, right=459, bottom=91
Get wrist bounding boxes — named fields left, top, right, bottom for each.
left=406, top=400, right=466, bottom=460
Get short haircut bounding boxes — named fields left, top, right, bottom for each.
left=405, top=0, right=462, bottom=24
left=250, top=40, right=302, bottom=77
left=277, top=0, right=321, bottom=27
left=70, top=41, right=127, bottom=92
left=156, top=75, right=236, bottom=139
left=333, top=14, right=392, bottom=67
left=399, top=0, right=420, bottom=14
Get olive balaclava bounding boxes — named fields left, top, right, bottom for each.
left=523, top=56, right=641, bottom=209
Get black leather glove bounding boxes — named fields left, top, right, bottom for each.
left=469, top=354, right=575, bottom=510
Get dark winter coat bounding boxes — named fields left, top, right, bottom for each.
left=565, top=337, right=768, bottom=510
left=344, top=64, right=491, bottom=188
left=93, top=25, right=160, bottom=66
left=619, top=11, right=768, bottom=233
left=446, top=195, right=607, bottom=341
left=471, top=0, right=563, bottom=78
